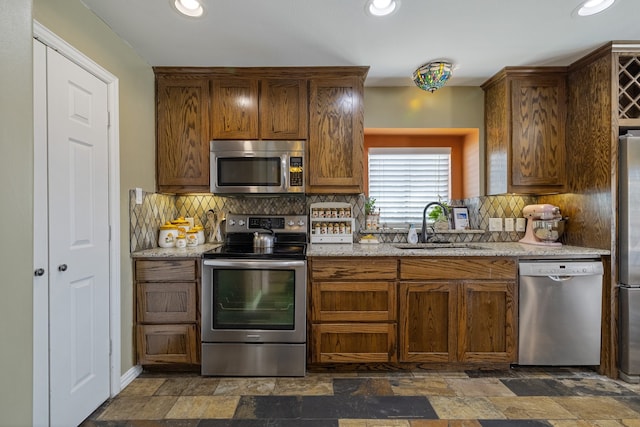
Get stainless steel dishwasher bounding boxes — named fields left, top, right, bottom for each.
left=518, top=260, right=603, bottom=366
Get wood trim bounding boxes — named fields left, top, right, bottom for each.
left=154, top=66, right=370, bottom=79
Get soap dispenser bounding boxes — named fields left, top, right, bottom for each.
left=407, top=224, right=418, bottom=244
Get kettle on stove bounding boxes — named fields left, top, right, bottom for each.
left=253, top=229, right=275, bottom=249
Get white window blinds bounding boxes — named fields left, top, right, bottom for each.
left=368, top=147, right=451, bottom=226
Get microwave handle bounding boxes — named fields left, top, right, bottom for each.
left=282, top=154, right=289, bottom=191
left=203, top=259, right=305, bottom=269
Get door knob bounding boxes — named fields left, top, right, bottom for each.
left=34, top=268, right=45, bottom=277
left=58, top=264, right=68, bottom=272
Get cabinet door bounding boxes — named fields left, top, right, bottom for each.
left=398, top=282, right=457, bottom=363
left=211, top=78, right=259, bottom=139
left=135, top=259, right=197, bottom=282
left=311, top=281, right=396, bottom=322
left=458, top=281, right=517, bottom=363
left=260, top=78, right=308, bottom=139
left=310, top=323, right=396, bottom=363
left=510, top=76, right=566, bottom=191
left=308, top=76, right=364, bottom=193
left=137, top=324, right=198, bottom=365
left=156, top=77, right=210, bottom=192
left=137, top=282, right=196, bottom=324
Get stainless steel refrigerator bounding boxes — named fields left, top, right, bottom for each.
left=619, top=131, right=640, bottom=383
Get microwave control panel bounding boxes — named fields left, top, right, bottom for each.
left=289, top=157, right=303, bottom=187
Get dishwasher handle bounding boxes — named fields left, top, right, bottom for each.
left=548, top=275, right=574, bottom=282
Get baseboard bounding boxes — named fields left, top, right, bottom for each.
left=120, top=365, right=143, bottom=392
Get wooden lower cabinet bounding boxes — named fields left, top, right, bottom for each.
left=309, top=257, right=397, bottom=363
left=399, top=282, right=457, bottom=363
left=134, top=258, right=200, bottom=365
left=311, top=323, right=396, bottom=363
left=458, top=281, right=517, bottom=363
left=398, top=257, right=518, bottom=364
left=137, top=324, right=198, bottom=365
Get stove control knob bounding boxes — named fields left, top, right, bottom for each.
left=288, top=220, right=295, bottom=226
left=228, top=219, right=236, bottom=226
left=238, top=220, right=245, bottom=226
left=297, top=220, right=305, bottom=226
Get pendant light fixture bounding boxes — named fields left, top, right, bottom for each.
left=412, top=61, right=453, bottom=93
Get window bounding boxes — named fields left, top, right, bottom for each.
left=368, top=147, right=450, bottom=226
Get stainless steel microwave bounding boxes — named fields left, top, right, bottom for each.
left=210, top=140, right=305, bottom=194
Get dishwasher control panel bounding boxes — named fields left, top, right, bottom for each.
left=519, top=260, right=604, bottom=276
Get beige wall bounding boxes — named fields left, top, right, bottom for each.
left=0, top=1, right=34, bottom=425
left=364, top=86, right=486, bottom=192
left=34, top=0, right=156, bottom=376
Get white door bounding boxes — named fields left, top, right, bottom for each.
left=45, top=45, right=111, bottom=427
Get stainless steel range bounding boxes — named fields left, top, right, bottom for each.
left=201, top=213, right=307, bottom=376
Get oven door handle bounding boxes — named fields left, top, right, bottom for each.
left=203, top=259, right=306, bottom=269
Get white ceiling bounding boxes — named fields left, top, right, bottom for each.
left=80, top=0, right=640, bottom=87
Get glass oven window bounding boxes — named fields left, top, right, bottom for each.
left=213, top=269, right=295, bottom=329
left=217, top=157, right=282, bottom=186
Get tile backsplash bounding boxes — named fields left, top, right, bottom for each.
left=129, top=190, right=538, bottom=252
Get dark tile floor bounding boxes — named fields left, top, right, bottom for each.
left=81, top=367, right=640, bottom=426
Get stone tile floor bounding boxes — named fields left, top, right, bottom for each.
left=81, top=367, right=640, bottom=426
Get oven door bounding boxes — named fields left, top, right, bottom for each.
left=202, top=259, right=306, bottom=343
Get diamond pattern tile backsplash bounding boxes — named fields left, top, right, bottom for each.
left=129, top=190, right=539, bottom=252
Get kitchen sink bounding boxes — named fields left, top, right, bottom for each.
left=393, top=243, right=486, bottom=250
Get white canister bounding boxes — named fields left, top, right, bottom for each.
left=186, top=230, right=199, bottom=247
left=158, top=222, right=179, bottom=248
left=175, top=234, right=187, bottom=248
left=192, top=225, right=205, bottom=245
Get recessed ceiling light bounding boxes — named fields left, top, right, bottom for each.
left=173, top=0, right=204, bottom=18
left=576, top=0, right=615, bottom=16
left=365, top=0, right=399, bottom=17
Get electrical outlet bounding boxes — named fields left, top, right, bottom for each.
left=135, top=187, right=143, bottom=205
left=489, top=217, right=502, bottom=232
left=516, top=217, right=526, bottom=232
left=504, top=218, right=514, bottom=232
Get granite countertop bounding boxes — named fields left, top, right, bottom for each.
left=306, top=242, right=610, bottom=258
left=131, top=241, right=610, bottom=259
left=131, top=242, right=223, bottom=258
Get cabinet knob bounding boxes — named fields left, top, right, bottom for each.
left=58, top=264, right=68, bottom=272
left=34, top=268, right=45, bottom=277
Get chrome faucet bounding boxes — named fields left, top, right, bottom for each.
left=421, top=202, right=450, bottom=243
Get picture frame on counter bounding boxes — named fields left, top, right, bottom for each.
left=452, top=206, right=470, bottom=230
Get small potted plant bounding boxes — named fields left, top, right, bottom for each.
left=365, top=196, right=379, bottom=229
left=427, top=197, right=451, bottom=231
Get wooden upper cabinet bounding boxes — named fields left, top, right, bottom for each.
left=156, top=76, right=210, bottom=193
left=211, top=78, right=259, bottom=139
left=308, top=75, right=365, bottom=194
left=211, top=77, right=307, bottom=140
left=482, top=67, right=567, bottom=195
left=260, top=78, right=308, bottom=139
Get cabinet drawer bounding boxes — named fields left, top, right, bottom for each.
left=137, top=282, right=196, bottom=323
left=136, top=324, right=198, bottom=365
left=310, top=323, right=396, bottom=363
left=311, top=258, right=397, bottom=280
left=399, top=257, right=516, bottom=280
left=135, top=259, right=197, bottom=282
left=312, top=281, right=396, bottom=322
